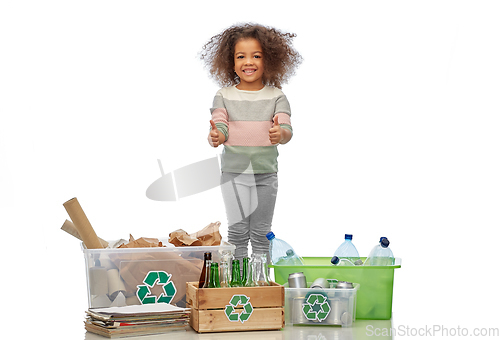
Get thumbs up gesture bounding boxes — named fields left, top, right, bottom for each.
left=269, top=117, right=282, bottom=145
left=208, top=120, right=223, bottom=147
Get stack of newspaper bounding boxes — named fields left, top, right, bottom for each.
left=84, top=304, right=190, bottom=338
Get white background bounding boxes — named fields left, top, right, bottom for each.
left=1, top=1, right=499, bottom=339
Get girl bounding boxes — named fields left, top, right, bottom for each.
left=200, top=23, right=302, bottom=263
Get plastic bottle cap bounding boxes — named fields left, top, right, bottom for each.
left=380, top=238, right=390, bottom=248
left=345, top=234, right=353, bottom=240
left=331, top=256, right=340, bottom=265
left=266, top=232, right=275, bottom=240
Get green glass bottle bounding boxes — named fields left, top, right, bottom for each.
left=230, top=259, right=242, bottom=287
left=241, top=257, right=249, bottom=286
left=208, top=262, right=220, bottom=288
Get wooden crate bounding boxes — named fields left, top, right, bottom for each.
left=186, top=281, right=285, bottom=333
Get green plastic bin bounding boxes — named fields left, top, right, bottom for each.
left=270, top=257, right=401, bottom=320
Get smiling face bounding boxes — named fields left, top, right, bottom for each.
left=234, top=38, right=265, bottom=91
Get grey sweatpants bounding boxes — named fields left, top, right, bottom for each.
left=220, top=172, right=278, bottom=264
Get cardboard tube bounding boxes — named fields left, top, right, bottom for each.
left=107, top=269, right=126, bottom=301
left=61, top=219, right=109, bottom=248
left=63, top=198, right=103, bottom=249
left=98, top=254, right=117, bottom=270
left=89, top=266, right=109, bottom=296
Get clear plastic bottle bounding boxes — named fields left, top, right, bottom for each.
left=331, top=255, right=355, bottom=266
left=364, top=237, right=395, bottom=266
left=266, top=232, right=304, bottom=266
left=333, top=234, right=361, bottom=264
left=278, top=249, right=304, bottom=266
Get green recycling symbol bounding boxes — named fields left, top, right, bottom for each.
left=224, top=294, right=253, bottom=323
left=136, top=271, right=176, bottom=304
left=302, top=293, right=331, bottom=322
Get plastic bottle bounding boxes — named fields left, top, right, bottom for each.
left=364, top=237, right=395, bottom=266
left=266, top=232, right=304, bottom=266
left=331, top=255, right=355, bottom=266
left=280, top=249, right=304, bottom=266
left=333, top=234, right=361, bottom=265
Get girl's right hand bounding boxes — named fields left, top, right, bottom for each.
left=208, top=120, right=222, bottom=147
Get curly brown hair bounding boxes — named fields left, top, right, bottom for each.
left=200, top=23, right=302, bottom=89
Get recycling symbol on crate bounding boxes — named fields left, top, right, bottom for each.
left=302, top=293, right=331, bottom=322
left=224, top=294, right=253, bottom=323
left=136, top=271, right=176, bottom=304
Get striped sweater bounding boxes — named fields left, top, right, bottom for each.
left=211, top=85, right=293, bottom=174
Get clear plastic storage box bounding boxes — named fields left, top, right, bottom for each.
left=285, top=282, right=359, bottom=327
left=82, top=241, right=235, bottom=308
left=271, top=257, right=401, bottom=320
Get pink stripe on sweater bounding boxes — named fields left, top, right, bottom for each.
left=212, top=108, right=229, bottom=125
left=274, top=113, right=291, bottom=125
left=225, top=121, right=274, bottom=147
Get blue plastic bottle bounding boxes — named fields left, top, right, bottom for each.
left=266, top=232, right=304, bottom=265
left=364, top=237, right=395, bottom=266
left=333, top=234, right=361, bottom=265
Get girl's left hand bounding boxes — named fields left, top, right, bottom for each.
left=269, top=118, right=282, bottom=145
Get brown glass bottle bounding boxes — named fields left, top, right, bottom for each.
left=198, top=252, right=212, bottom=288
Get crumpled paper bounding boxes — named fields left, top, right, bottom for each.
left=168, top=221, right=222, bottom=247
left=118, top=234, right=164, bottom=248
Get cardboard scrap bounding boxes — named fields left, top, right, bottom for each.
left=118, top=235, right=164, bottom=248
left=191, top=221, right=222, bottom=246
left=168, top=221, right=222, bottom=247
